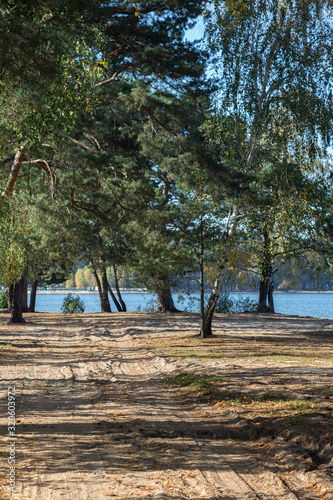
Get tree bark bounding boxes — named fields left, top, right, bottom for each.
left=257, top=227, right=274, bottom=313
left=22, top=268, right=29, bottom=313
left=0, top=145, right=27, bottom=205
left=93, top=269, right=112, bottom=313
left=113, top=264, right=126, bottom=311
left=199, top=215, right=206, bottom=336
left=267, top=273, right=275, bottom=313
left=9, top=277, right=26, bottom=323
left=153, top=275, right=179, bottom=313
left=257, top=277, right=269, bottom=312
left=101, top=269, right=112, bottom=312
left=108, top=283, right=122, bottom=312
left=7, top=284, right=13, bottom=313
left=29, top=279, right=38, bottom=313
left=201, top=206, right=240, bottom=338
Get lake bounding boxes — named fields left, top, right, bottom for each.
left=29, top=292, right=333, bottom=320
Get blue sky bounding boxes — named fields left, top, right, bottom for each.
left=185, top=16, right=204, bottom=43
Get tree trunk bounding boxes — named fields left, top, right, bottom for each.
left=7, top=284, right=13, bottom=313
left=22, top=269, right=29, bottom=313
left=201, top=253, right=230, bottom=338
left=257, top=277, right=269, bottom=312
left=0, top=144, right=27, bottom=205
left=199, top=215, right=206, bottom=336
left=93, top=269, right=111, bottom=313
left=92, top=238, right=112, bottom=313
left=153, top=276, right=179, bottom=313
left=108, top=284, right=122, bottom=312
left=113, top=264, right=126, bottom=311
left=101, top=268, right=112, bottom=313
left=267, top=271, right=275, bottom=313
left=29, top=279, right=38, bottom=312
left=9, top=277, right=26, bottom=323
left=201, top=206, right=240, bottom=338
left=257, top=227, right=274, bottom=313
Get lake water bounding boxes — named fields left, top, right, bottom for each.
left=30, top=292, right=333, bottom=319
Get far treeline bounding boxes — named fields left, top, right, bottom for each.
left=1, top=0, right=333, bottom=337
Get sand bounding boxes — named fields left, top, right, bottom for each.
left=1, top=311, right=333, bottom=499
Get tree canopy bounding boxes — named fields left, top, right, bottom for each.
left=1, top=0, right=333, bottom=327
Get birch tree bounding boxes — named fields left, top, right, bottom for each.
left=201, top=0, right=333, bottom=336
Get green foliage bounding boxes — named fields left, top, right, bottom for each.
left=0, top=290, right=8, bottom=308
left=215, top=293, right=234, bottom=313
left=61, top=293, right=85, bottom=313
left=232, top=295, right=257, bottom=313
left=215, top=293, right=257, bottom=313
left=165, top=371, right=223, bottom=399
left=0, top=200, right=27, bottom=285
left=136, top=297, right=157, bottom=312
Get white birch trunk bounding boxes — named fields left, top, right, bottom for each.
left=201, top=205, right=240, bottom=337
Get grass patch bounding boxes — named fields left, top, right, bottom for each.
left=262, top=391, right=290, bottom=402
left=288, top=399, right=316, bottom=413
left=165, top=375, right=322, bottom=418
left=165, top=371, right=224, bottom=399
left=261, top=392, right=319, bottom=413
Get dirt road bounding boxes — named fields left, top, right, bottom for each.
left=1, top=312, right=333, bottom=499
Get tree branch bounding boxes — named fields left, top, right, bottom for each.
left=94, top=63, right=131, bottom=88
left=2, top=155, right=15, bottom=165
left=66, top=136, right=99, bottom=155
left=141, top=106, right=178, bottom=137
left=0, top=143, right=27, bottom=203
left=89, top=135, right=105, bottom=153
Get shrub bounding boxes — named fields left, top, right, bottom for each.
left=0, top=290, right=8, bottom=308
left=233, top=296, right=258, bottom=313
left=215, top=293, right=234, bottom=313
left=61, top=294, right=85, bottom=313
left=215, top=293, right=257, bottom=314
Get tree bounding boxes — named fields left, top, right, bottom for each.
left=0, top=200, right=27, bottom=322
left=0, top=1, right=105, bottom=321
left=57, top=0, right=209, bottom=311
left=200, top=0, right=333, bottom=336
left=239, top=127, right=330, bottom=312
left=84, top=267, right=96, bottom=288
left=1, top=0, right=209, bottom=318
left=0, top=0, right=102, bottom=207
left=75, top=268, right=86, bottom=288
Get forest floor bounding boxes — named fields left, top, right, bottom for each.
left=1, top=311, right=333, bottom=499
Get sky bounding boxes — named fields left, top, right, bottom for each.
left=185, top=16, right=204, bottom=43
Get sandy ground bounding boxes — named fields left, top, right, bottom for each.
left=1, top=311, right=333, bottom=499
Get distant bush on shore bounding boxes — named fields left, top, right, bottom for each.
left=61, top=294, right=85, bottom=313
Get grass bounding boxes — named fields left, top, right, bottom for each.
left=262, top=391, right=291, bottom=402
left=151, top=337, right=333, bottom=366
left=261, top=392, right=319, bottom=414
left=164, top=371, right=224, bottom=399
left=288, top=399, right=317, bottom=414
left=165, top=372, right=322, bottom=418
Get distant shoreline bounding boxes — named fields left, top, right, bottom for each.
left=28, top=290, right=333, bottom=295
left=29, top=289, right=151, bottom=295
